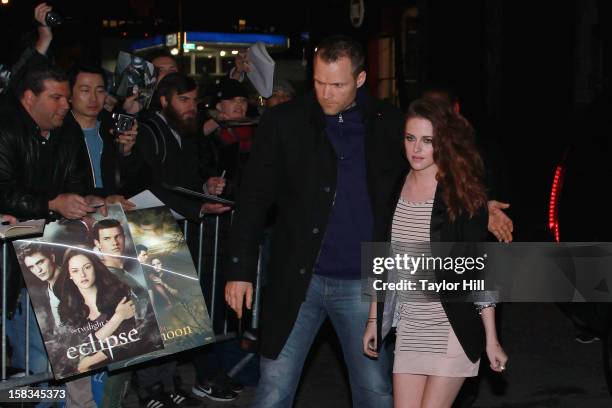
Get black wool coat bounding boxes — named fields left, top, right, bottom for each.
left=225, top=89, right=407, bottom=359
left=376, top=179, right=489, bottom=363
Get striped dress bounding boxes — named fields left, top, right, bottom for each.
left=391, top=197, right=479, bottom=377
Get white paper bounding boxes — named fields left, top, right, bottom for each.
left=129, top=190, right=185, bottom=221
left=0, top=219, right=45, bottom=239
left=247, top=42, right=275, bottom=98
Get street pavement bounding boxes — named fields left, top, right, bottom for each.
left=124, top=303, right=612, bottom=407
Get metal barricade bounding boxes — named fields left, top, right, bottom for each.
left=0, top=212, right=261, bottom=391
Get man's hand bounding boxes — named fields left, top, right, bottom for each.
left=1, top=214, right=18, bottom=225
left=203, top=118, right=220, bottom=136
left=105, top=195, right=136, bottom=211
left=116, top=121, right=138, bottom=156
left=225, top=281, right=253, bottom=319
left=104, top=94, right=118, bottom=112
left=34, top=3, right=53, bottom=55
left=488, top=200, right=513, bottom=242
left=201, top=203, right=231, bottom=215
left=206, top=177, right=226, bottom=196
left=49, top=194, right=96, bottom=219
left=123, top=93, right=141, bottom=115
left=230, top=52, right=251, bottom=80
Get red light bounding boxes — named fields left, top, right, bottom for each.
left=548, top=165, right=565, bottom=242
left=122, top=32, right=127, bottom=37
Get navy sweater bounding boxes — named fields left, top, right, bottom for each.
left=314, top=106, right=373, bottom=280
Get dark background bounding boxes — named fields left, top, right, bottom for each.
left=2, top=0, right=610, bottom=242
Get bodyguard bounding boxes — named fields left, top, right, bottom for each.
left=225, top=35, right=406, bottom=407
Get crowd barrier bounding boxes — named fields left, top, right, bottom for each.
left=0, top=212, right=256, bottom=391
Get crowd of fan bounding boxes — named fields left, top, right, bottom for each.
left=0, top=3, right=295, bottom=407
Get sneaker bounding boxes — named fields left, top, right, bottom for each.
left=140, top=394, right=175, bottom=408
left=576, top=332, right=600, bottom=344
left=192, top=380, right=237, bottom=402
left=214, top=373, right=244, bottom=394
left=168, top=390, right=205, bottom=407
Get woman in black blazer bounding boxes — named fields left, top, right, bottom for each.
left=362, top=98, right=507, bottom=407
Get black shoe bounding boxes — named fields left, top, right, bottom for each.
left=576, top=332, right=600, bottom=344
left=140, top=394, right=176, bottom=408
left=192, top=380, right=237, bottom=402
left=214, top=373, right=244, bottom=394
left=168, top=390, right=205, bottom=407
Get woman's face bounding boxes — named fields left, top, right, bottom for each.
left=404, top=117, right=437, bottom=173
left=68, top=254, right=96, bottom=290
left=151, top=258, right=162, bottom=273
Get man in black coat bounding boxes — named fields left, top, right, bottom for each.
left=134, top=73, right=230, bottom=222
left=225, top=35, right=406, bottom=407
left=65, top=64, right=142, bottom=202
left=0, top=64, right=95, bottom=220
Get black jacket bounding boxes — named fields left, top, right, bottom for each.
left=376, top=179, right=489, bottom=363
left=0, top=97, right=93, bottom=220
left=133, top=112, right=205, bottom=221
left=64, top=110, right=145, bottom=198
left=226, top=89, right=407, bottom=359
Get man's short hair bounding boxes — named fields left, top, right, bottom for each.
left=144, top=49, right=177, bottom=64
left=68, top=64, right=108, bottom=91
left=15, top=63, right=68, bottom=99
left=315, top=35, right=365, bottom=76
left=157, top=72, right=197, bottom=100
left=16, top=243, right=54, bottom=264
left=136, top=244, right=148, bottom=253
left=92, top=219, right=124, bottom=241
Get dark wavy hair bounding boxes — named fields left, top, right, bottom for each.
left=57, top=247, right=131, bottom=327
left=406, top=98, right=487, bottom=221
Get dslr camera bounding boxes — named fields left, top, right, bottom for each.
left=112, top=113, right=135, bottom=134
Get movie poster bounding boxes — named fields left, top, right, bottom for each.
left=108, top=206, right=214, bottom=371
left=12, top=205, right=164, bottom=379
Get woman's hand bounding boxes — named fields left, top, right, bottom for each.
left=486, top=341, right=508, bottom=373
left=114, top=296, right=135, bottom=321
left=362, top=319, right=379, bottom=358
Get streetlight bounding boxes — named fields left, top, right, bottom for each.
left=1, top=0, right=10, bottom=6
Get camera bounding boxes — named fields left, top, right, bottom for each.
left=44, top=11, right=63, bottom=27
left=112, top=113, right=135, bottom=134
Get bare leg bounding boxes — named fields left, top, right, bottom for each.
left=393, top=373, right=427, bottom=408
left=420, top=375, right=466, bottom=408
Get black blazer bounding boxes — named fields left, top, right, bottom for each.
left=376, top=178, right=489, bottom=363
left=226, top=89, right=407, bottom=359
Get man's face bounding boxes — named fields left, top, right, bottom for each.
left=153, top=56, right=178, bottom=82
left=95, top=226, right=125, bottom=256
left=162, top=88, right=198, bottom=133
left=71, top=72, right=106, bottom=120
left=137, top=250, right=148, bottom=264
left=22, top=80, right=70, bottom=132
left=24, top=252, right=56, bottom=283
left=217, top=96, right=248, bottom=120
left=313, top=55, right=365, bottom=116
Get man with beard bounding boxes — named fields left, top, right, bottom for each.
left=135, top=72, right=230, bottom=221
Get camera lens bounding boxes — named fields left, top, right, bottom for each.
left=45, top=11, right=63, bottom=28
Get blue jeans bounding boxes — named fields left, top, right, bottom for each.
left=5, top=288, right=56, bottom=408
left=251, top=275, right=393, bottom=408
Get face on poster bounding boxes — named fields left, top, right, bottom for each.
left=108, top=206, right=214, bottom=371
left=13, top=204, right=164, bottom=379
